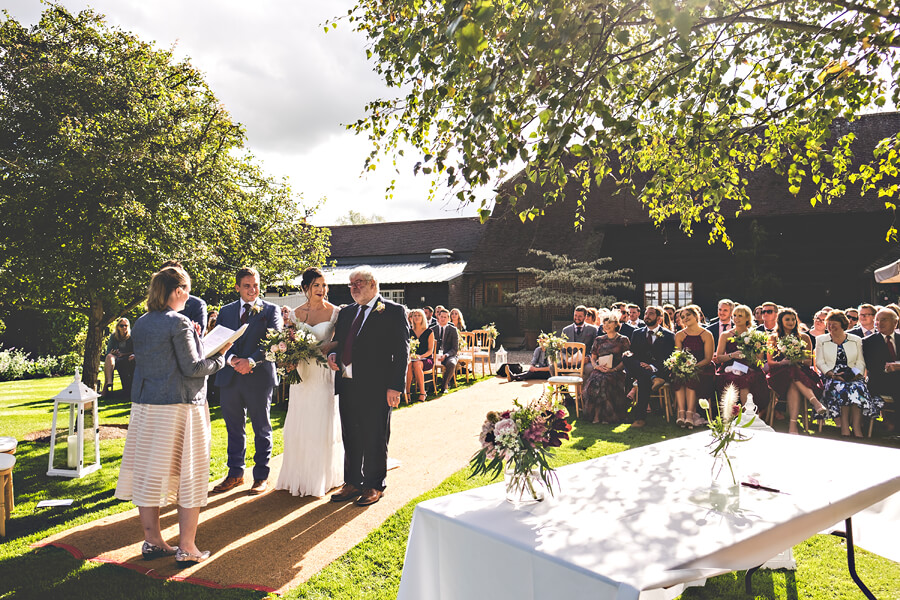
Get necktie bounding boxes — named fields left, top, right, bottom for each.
left=439, top=327, right=445, bottom=348
left=241, top=303, right=251, bottom=325
left=887, top=335, right=896, bottom=361
left=341, top=305, right=369, bottom=366
left=647, top=329, right=654, bottom=344
left=865, top=329, right=874, bottom=337
left=575, top=326, right=582, bottom=336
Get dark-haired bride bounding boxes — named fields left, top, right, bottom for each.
left=275, top=267, right=344, bottom=496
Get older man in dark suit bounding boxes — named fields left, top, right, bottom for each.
left=622, top=305, right=676, bottom=427
left=863, top=308, right=900, bottom=433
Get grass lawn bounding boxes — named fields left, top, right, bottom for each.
left=1, top=375, right=898, bottom=599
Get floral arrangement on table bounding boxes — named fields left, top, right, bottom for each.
left=469, top=391, right=572, bottom=502
left=480, top=323, right=499, bottom=345
left=728, top=330, right=771, bottom=367
left=537, top=331, right=568, bottom=363
left=776, top=335, right=810, bottom=365
left=698, top=384, right=755, bottom=485
left=409, top=337, right=420, bottom=359
left=664, top=349, right=698, bottom=383
left=260, top=326, right=327, bottom=385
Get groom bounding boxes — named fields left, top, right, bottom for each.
left=327, top=266, right=409, bottom=506
left=213, top=267, right=282, bottom=495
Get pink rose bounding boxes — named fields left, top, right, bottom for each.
left=270, top=345, right=278, bottom=353
left=278, top=342, right=288, bottom=352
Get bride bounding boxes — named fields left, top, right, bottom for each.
left=275, top=267, right=344, bottom=497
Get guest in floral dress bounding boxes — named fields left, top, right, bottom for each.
left=815, top=310, right=881, bottom=437
left=767, top=308, right=826, bottom=434
left=712, top=304, right=768, bottom=409
left=672, top=305, right=715, bottom=428
left=583, top=311, right=631, bottom=424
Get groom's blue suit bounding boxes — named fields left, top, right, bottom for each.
left=214, top=299, right=282, bottom=480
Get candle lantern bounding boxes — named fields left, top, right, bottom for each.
left=47, top=369, right=101, bottom=478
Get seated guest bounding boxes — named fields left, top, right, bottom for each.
left=754, top=305, right=764, bottom=324
left=845, top=307, right=860, bottom=330
left=103, top=318, right=135, bottom=395
left=662, top=304, right=676, bottom=325
left=847, top=303, right=877, bottom=338
left=756, top=301, right=778, bottom=334
left=431, top=308, right=458, bottom=394
left=713, top=304, right=768, bottom=409
left=406, top=309, right=436, bottom=401
left=807, top=309, right=829, bottom=350
left=506, top=346, right=552, bottom=381
left=672, top=305, right=715, bottom=428
left=205, top=310, right=218, bottom=335
left=562, top=306, right=598, bottom=380
left=862, top=308, right=899, bottom=433
left=423, top=305, right=437, bottom=328
left=886, top=303, right=900, bottom=320
left=583, top=311, right=631, bottom=424
left=449, top=308, right=467, bottom=332
left=706, top=298, right=735, bottom=340
left=817, top=310, right=878, bottom=437
left=625, top=304, right=645, bottom=329
left=661, top=309, right=675, bottom=332
left=767, top=308, right=825, bottom=434
left=622, top=305, right=675, bottom=427
left=584, top=307, right=598, bottom=326
left=674, top=308, right=684, bottom=331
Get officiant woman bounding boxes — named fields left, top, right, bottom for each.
left=114, top=266, right=231, bottom=566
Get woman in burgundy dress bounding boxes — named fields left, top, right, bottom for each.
left=672, top=305, right=715, bottom=428
left=767, top=307, right=825, bottom=433
left=712, top=304, right=769, bottom=408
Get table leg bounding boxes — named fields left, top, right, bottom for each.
left=842, top=517, right=877, bottom=600
left=744, top=564, right=761, bottom=594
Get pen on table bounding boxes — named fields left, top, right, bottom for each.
left=741, top=481, right=784, bottom=493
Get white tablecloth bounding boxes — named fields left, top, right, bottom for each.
left=398, top=431, right=900, bottom=600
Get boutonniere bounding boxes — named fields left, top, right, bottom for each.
left=655, top=330, right=664, bottom=338
left=250, top=304, right=262, bottom=316
left=374, top=301, right=385, bottom=313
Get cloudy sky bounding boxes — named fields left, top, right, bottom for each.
left=3, top=0, right=483, bottom=225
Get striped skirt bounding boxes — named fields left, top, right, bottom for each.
left=115, top=403, right=211, bottom=508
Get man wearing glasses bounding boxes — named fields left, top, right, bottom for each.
left=755, top=302, right=779, bottom=334
left=848, top=304, right=878, bottom=338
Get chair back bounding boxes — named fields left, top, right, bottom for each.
left=472, top=330, right=493, bottom=352
left=553, top=342, right=586, bottom=377
left=459, top=332, right=475, bottom=352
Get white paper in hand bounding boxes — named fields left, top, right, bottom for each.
left=203, top=324, right=248, bottom=359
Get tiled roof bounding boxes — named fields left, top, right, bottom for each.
left=288, top=262, right=468, bottom=286
left=328, top=217, right=485, bottom=259
left=466, top=112, right=900, bottom=272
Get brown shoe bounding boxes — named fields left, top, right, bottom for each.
left=248, top=479, right=269, bottom=495
left=330, top=483, right=362, bottom=503
left=631, top=419, right=646, bottom=428
left=212, top=476, right=244, bottom=493
left=355, top=488, right=383, bottom=506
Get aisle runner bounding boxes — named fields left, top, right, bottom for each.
left=36, top=376, right=543, bottom=594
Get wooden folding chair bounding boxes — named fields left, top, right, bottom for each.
left=404, top=362, right=438, bottom=403
left=650, top=383, right=674, bottom=422
left=470, top=329, right=493, bottom=377
left=765, top=390, right=810, bottom=432
left=547, top=342, right=586, bottom=417
left=455, top=332, right=474, bottom=384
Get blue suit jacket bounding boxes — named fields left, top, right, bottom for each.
left=181, top=295, right=208, bottom=335
left=214, top=299, right=282, bottom=388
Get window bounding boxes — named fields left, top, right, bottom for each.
left=381, top=288, right=405, bottom=306
left=644, top=282, right=693, bottom=307
left=484, top=279, right=516, bottom=306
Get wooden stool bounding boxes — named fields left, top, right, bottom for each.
left=0, top=437, right=16, bottom=455
left=649, top=383, right=674, bottom=422
left=0, top=453, right=15, bottom=537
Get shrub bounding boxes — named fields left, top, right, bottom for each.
left=0, top=345, right=81, bottom=381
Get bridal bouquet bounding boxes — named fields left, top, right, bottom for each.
left=260, top=326, right=326, bottom=385
left=698, top=384, right=755, bottom=485
left=664, top=349, right=698, bottom=382
left=776, top=335, right=810, bottom=365
left=537, top=331, right=568, bottom=363
left=728, top=330, right=771, bottom=367
left=469, top=392, right=572, bottom=502
left=409, top=337, right=420, bottom=359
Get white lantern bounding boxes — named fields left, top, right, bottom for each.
left=494, top=345, right=508, bottom=369
left=47, top=369, right=101, bottom=478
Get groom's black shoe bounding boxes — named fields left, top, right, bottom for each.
left=356, top=488, right=383, bottom=506
left=331, top=483, right=362, bottom=503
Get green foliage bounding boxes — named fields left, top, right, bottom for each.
left=0, top=4, right=330, bottom=383
left=506, top=249, right=634, bottom=309
left=0, top=345, right=80, bottom=381
left=344, top=0, right=900, bottom=245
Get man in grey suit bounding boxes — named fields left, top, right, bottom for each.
left=561, top=305, right=598, bottom=379
left=431, top=308, right=459, bottom=393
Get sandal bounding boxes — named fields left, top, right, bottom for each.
left=811, top=398, right=827, bottom=418
left=418, top=393, right=427, bottom=402
left=685, top=411, right=695, bottom=429
left=676, top=410, right=686, bottom=427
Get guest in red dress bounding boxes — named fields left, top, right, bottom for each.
left=766, top=308, right=825, bottom=433
left=712, top=304, right=769, bottom=409
left=672, top=305, right=715, bottom=428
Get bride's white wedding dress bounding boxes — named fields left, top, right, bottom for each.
left=275, top=306, right=344, bottom=497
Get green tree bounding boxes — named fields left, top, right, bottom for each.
left=0, top=5, right=330, bottom=385
left=345, top=0, right=900, bottom=245
left=336, top=210, right=387, bottom=225
left=506, top=249, right=634, bottom=311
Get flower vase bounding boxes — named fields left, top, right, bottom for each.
left=710, top=454, right=741, bottom=505
left=504, top=465, right=546, bottom=506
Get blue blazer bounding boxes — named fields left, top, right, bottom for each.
left=181, top=295, right=208, bottom=335
left=131, top=310, right=225, bottom=405
left=214, top=299, right=282, bottom=388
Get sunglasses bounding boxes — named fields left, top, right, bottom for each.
left=762, top=309, right=775, bottom=314
left=848, top=316, right=859, bottom=321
